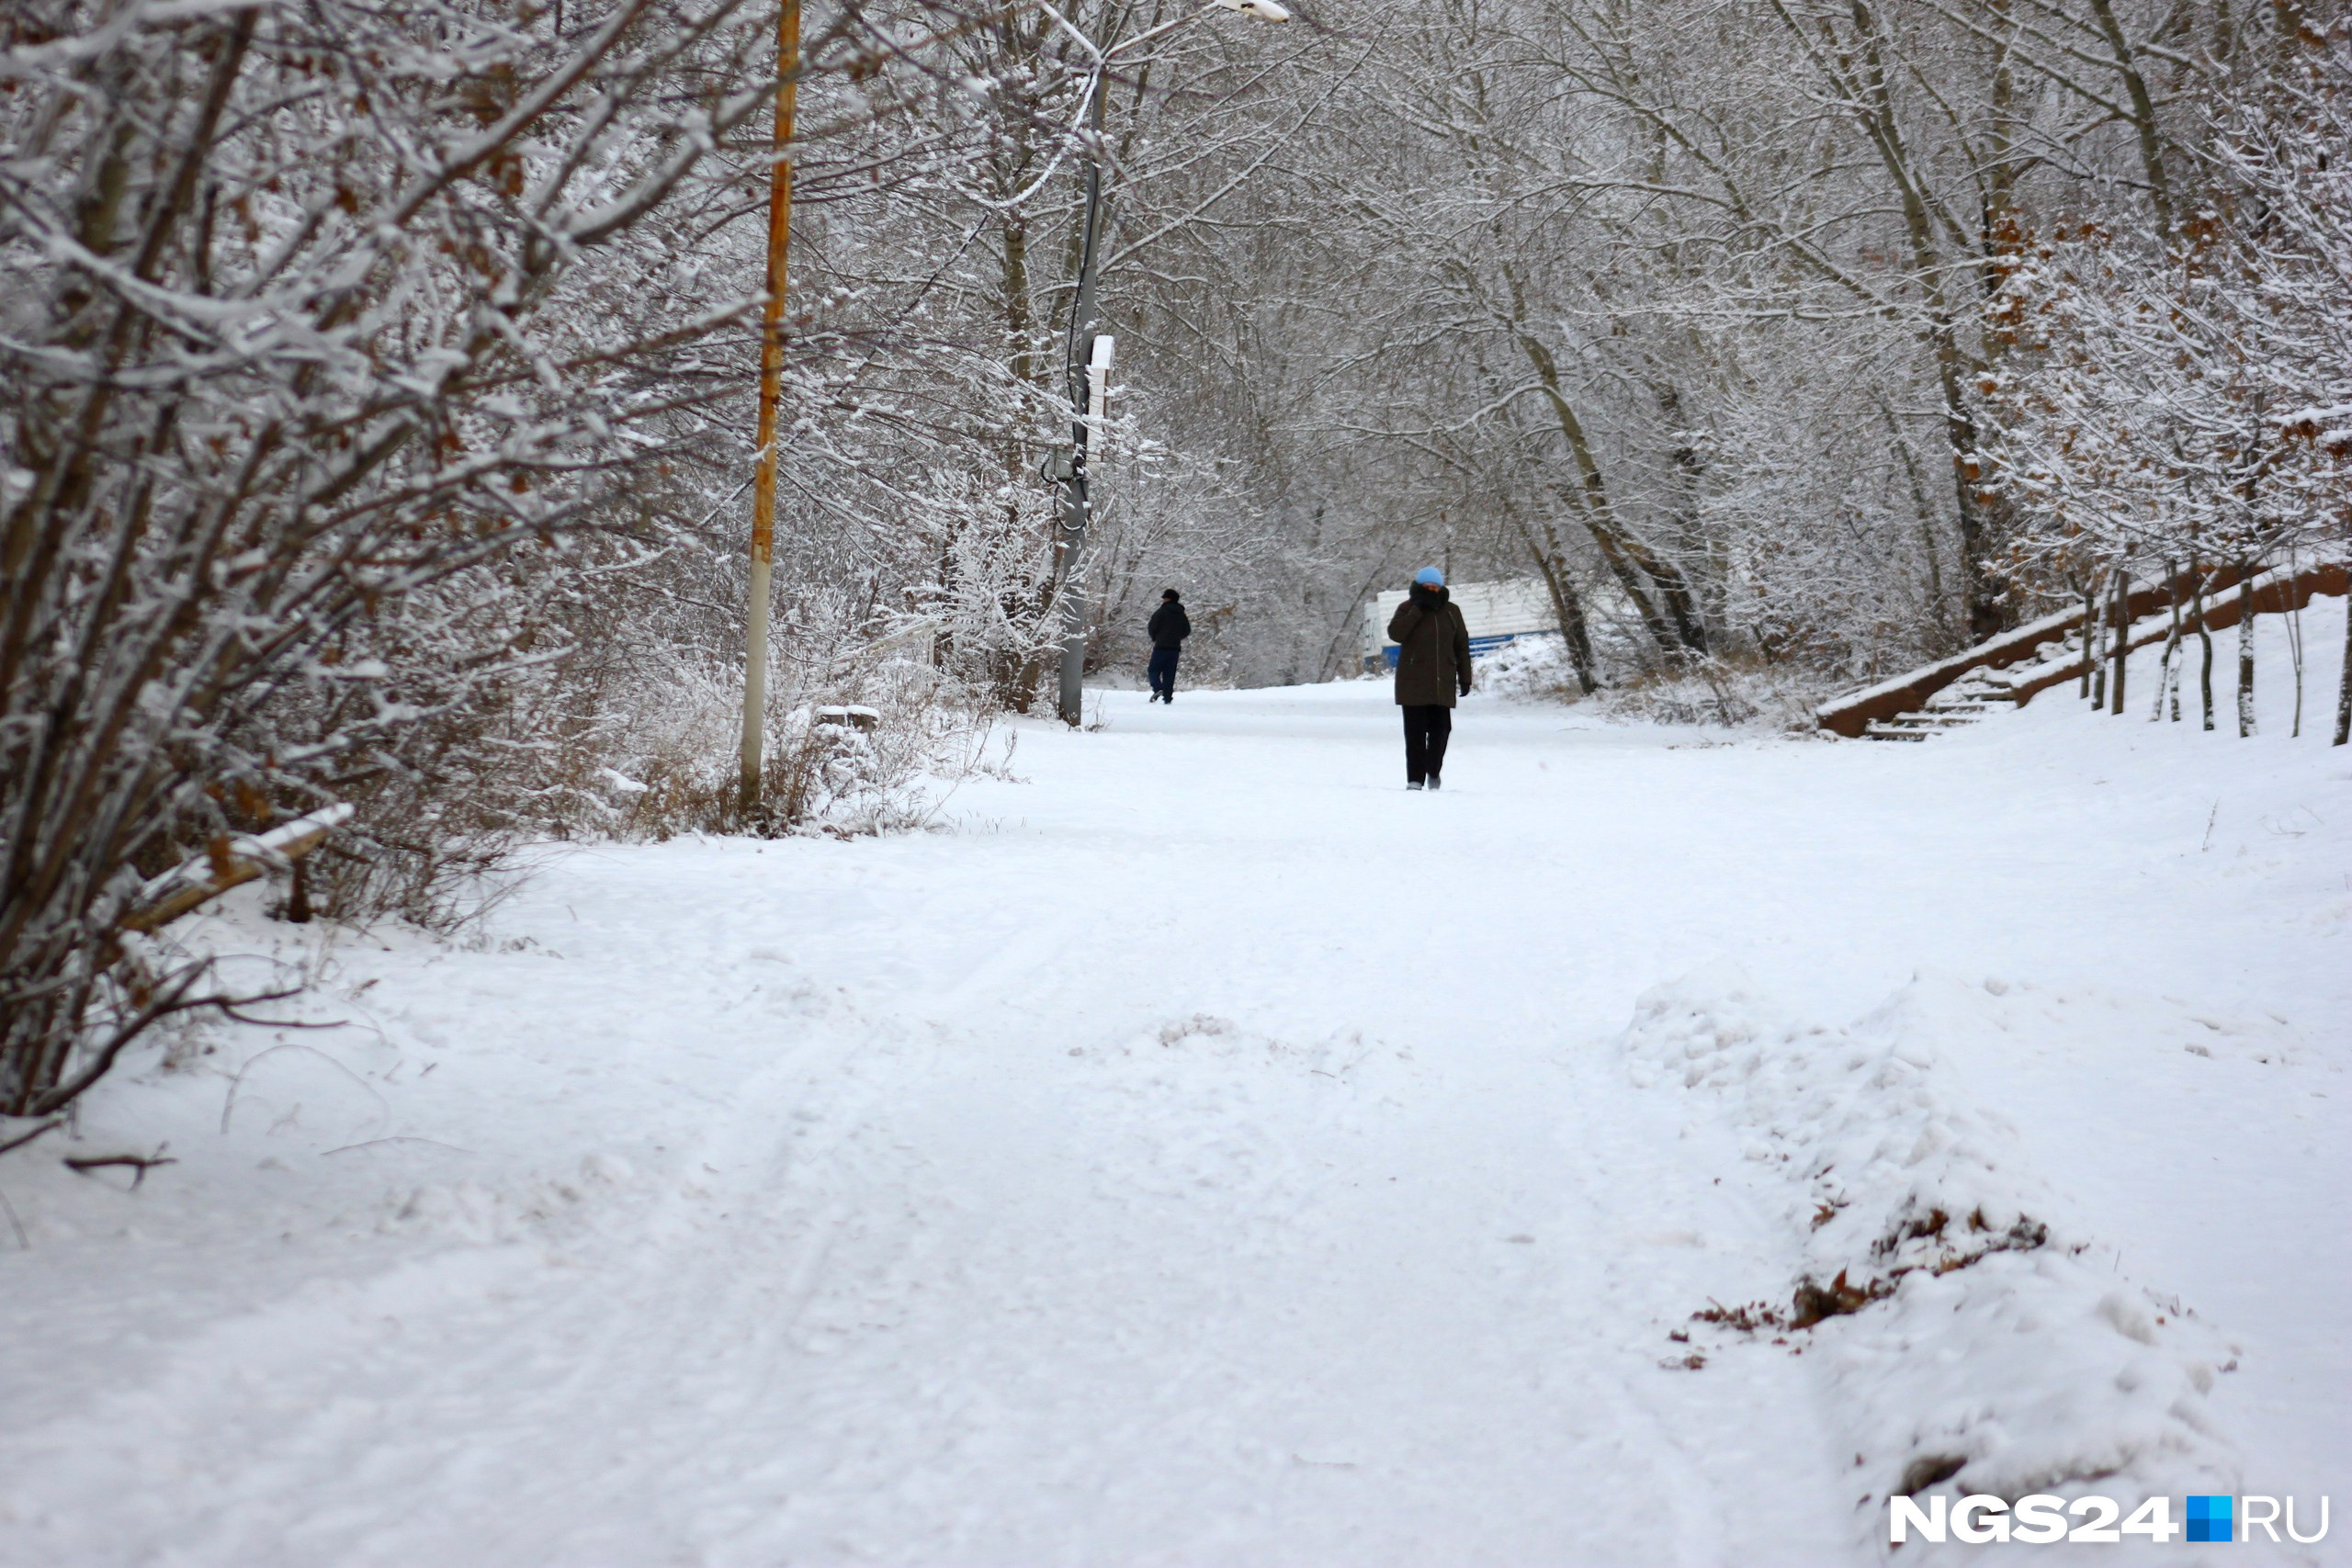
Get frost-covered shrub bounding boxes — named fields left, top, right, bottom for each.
left=552, top=655, right=998, bottom=842
left=1473, top=634, right=1586, bottom=704
left=1593, top=657, right=1840, bottom=733
left=0, top=0, right=1001, bottom=1122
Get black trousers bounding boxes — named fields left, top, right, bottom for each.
left=1148, top=647, right=1181, bottom=699
left=1402, top=704, right=1453, bottom=783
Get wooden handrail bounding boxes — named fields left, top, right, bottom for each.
left=1996, top=561, right=2350, bottom=707
left=1813, top=560, right=2322, bottom=738
left=120, top=804, right=355, bottom=934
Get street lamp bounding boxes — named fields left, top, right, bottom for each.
left=1051, top=0, right=1289, bottom=727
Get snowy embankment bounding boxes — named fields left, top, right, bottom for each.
left=1626, top=973, right=2241, bottom=1551
left=0, top=604, right=2344, bottom=1565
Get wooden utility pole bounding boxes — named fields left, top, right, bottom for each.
left=740, top=0, right=801, bottom=815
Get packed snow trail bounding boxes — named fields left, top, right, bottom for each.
left=3, top=624, right=2346, bottom=1565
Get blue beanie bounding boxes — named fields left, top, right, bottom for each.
left=1414, top=566, right=1444, bottom=587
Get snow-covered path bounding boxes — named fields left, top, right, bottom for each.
left=5, top=630, right=2347, bottom=1566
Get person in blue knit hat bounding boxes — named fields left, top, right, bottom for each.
left=1386, top=567, right=1471, bottom=789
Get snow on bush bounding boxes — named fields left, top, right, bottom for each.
left=1475, top=633, right=1586, bottom=702
left=1620, top=968, right=2239, bottom=1553
left=1592, top=659, right=1841, bottom=732
left=564, top=657, right=1002, bottom=841
left=1473, top=632, right=1843, bottom=729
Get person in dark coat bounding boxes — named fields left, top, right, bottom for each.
left=1146, top=588, right=1191, bottom=703
left=1386, top=567, right=1471, bottom=789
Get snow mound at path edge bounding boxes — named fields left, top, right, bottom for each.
left=1618, top=966, right=2240, bottom=1557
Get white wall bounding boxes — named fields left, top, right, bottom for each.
left=1363, top=577, right=1556, bottom=657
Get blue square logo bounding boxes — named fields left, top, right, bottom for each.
left=2187, top=1495, right=2233, bottom=1543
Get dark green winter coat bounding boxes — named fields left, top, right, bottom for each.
left=1388, top=586, right=1472, bottom=707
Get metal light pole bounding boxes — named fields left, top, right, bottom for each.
left=739, top=0, right=801, bottom=815
left=1050, top=0, right=1289, bottom=727
left=1052, top=74, right=1111, bottom=728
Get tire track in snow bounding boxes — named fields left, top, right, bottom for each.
left=0, top=958, right=912, bottom=1565
left=12, top=952, right=1858, bottom=1562
left=3, top=686, right=2112, bottom=1565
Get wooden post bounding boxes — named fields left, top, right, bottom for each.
left=739, top=0, right=801, bottom=816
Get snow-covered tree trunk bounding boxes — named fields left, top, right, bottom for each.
left=2109, top=569, right=2130, bottom=716
left=2237, top=592, right=2259, bottom=739
left=2196, top=577, right=2218, bottom=732
left=2335, top=561, right=2352, bottom=745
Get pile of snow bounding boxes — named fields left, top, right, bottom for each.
left=1472, top=631, right=1584, bottom=701
left=1621, top=967, right=2243, bottom=1558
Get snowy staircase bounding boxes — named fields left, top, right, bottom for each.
left=1860, top=670, right=2007, bottom=742
left=1818, top=558, right=2348, bottom=741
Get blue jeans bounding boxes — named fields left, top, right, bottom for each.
left=1148, top=647, right=1181, bottom=699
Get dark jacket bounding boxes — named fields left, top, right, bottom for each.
left=1388, top=585, right=1472, bottom=707
left=1148, top=601, right=1192, bottom=651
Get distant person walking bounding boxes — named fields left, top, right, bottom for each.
left=1387, top=567, right=1471, bottom=789
left=1147, top=588, right=1192, bottom=703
